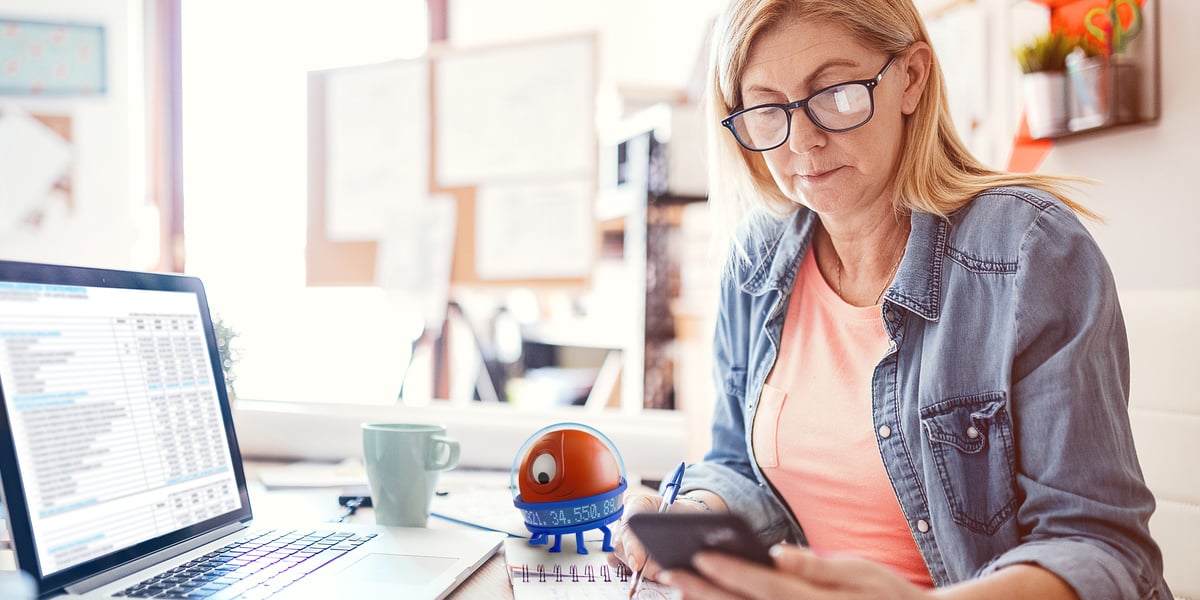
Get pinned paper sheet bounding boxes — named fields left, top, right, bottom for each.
left=375, top=195, right=456, bottom=331
left=0, top=108, right=71, bottom=235
left=324, top=60, right=429, bottom=242
left=257, top=458, right=367, bottom=490
left=434, top=36, right=594, bottom=186
left=475, top=180, right=594, bottom=280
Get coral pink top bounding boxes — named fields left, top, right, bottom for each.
left=753, top=250, right=933, bottom=588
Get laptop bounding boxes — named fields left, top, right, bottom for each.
left=0, top=260, right=504, bottom=599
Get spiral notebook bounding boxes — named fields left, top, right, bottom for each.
left=502, top=537, right=680, bottom=600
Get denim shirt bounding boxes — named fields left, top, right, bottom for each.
left=680, top=187, right=1171, bottom=600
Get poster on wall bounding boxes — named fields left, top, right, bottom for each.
left=0, top=109, right=71, bottom=235
left=0, top=18, right=106, bottom=96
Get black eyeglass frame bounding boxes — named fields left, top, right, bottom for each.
left=720, top=54, right=898, bottom=152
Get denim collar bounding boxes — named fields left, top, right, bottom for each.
left=739, top=208, right=946, bottom=322
left=889, top=211, right=945, bottom=322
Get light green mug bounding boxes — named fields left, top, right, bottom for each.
left=362, top=423, right=460, bottom=527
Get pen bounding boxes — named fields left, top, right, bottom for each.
left=629, top=461, right=686, bottom=598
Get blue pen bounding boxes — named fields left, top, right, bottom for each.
left=628, top=461, right=686, bottom=598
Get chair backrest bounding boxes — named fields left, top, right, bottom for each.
left=1122, top=289, right=1200, bottom=600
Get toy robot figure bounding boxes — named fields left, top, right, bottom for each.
left=511, top=423, right=627, bottom=554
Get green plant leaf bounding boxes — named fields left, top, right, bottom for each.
left=1013, top=31, right=1080, bottom=73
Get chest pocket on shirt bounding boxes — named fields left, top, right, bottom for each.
left=920, top=392, right=1017, bottom=535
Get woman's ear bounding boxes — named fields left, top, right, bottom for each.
left=899, top=42, right=933, bottom=115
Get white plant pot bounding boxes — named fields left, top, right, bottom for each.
left=1067, top=55, right=1112, bottom=131
left=1023, top=71, right=1069, bottom=139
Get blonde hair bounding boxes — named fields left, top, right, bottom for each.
left=706, top=0, right=1093, bottom=258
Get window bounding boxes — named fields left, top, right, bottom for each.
left=179, top=1, right=689, bottom=473
left=181, top=0, right=429, bottom=405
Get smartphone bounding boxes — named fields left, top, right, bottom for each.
left=626, top=512, right=773, bottom=572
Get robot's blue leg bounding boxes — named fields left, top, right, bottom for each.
left=549, top=534, right=563, bottom=553
left=529, top=532, right=548, bottom=546
left=599, top=524, right=615, bottom=552
left=575, top=531, right=588, bottom=554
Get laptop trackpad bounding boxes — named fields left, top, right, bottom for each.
left=339, top=553, right=456, bottom=584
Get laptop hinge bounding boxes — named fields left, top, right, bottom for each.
left=62, top=522, right=248, bottom=595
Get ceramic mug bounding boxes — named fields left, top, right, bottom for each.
left=362, top=423, right=460, bottom=527
left=0, top=570, right=36, bottom=600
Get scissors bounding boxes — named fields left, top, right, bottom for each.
left=1085, top=0, right=1142, bottom=56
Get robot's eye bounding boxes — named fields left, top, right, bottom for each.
left=530, top=453, right=557, bottom=485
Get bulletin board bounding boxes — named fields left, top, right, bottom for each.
left=0, top=18, right=106, bottom=96
left=306, top=33, right=598, bottom=288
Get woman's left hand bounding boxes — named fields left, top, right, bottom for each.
left=660, top=544, right=931, bottom=600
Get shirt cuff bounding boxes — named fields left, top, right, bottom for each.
left=978, top=539, right=1146, bottom=600
left=675, top=461, right=792, bottom=544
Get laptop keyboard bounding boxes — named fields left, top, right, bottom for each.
left=113, top=529, right=377, bottom=599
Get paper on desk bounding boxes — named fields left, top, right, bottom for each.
left=431, top=470, right=619, bottom=541
left=256, top=459, right=368, bottom=489
left=430, top=470, right=528, bottom=537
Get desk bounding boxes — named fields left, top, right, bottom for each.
left=1, top=461, right=653, bottom=598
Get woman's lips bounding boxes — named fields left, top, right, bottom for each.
left=797, top=166, right=843, bottom=184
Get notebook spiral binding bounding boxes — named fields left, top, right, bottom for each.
left=513, top=562, right=632, bottom=584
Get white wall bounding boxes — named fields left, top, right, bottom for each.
left=999, top=3, right=1200, bottom=595
left=0, top=0, right=145, bottom=269
left=449, top=0, right=725, bottom=111
left=1036, top=1, right=1200, bottom=291
left=2, top=2, right=1188, bottom=286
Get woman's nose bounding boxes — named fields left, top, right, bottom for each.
left=787, top=109, right=826, bottom=153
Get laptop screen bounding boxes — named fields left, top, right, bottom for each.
left=0, top=262, right=252, bottom=592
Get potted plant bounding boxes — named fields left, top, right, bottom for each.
left=1065, top=43, right=1110, bottom=131
left=212, top=313, right=242, bottom=401
left=1073, top=0, right=1144, bottom=127
left=1014, top=31, right=1077, bottom=139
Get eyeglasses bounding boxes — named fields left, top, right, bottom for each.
left=721, top=55, right=897, bottom=152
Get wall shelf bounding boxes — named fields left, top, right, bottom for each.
left=1015, top=0, right=1160, bottom=142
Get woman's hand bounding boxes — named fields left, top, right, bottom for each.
left=661, top=544, right=932, bottom=600
left=609, top=492, right=717, bottom=581
left=607, top=494, right=664, bottom=579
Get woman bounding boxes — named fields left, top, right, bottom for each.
left=611, top=1, right=1172, bottom=598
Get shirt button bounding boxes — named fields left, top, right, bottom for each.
left=878, top=425, right=892, bottom=439
left=966, top=426, right=980, bottom=439
left=916, top=519, right=930, bottom=533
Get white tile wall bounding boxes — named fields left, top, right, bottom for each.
left=1123, top=290, right=1200, bottom=600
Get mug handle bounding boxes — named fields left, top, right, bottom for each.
left=427, top=436, right=460, bottom=471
